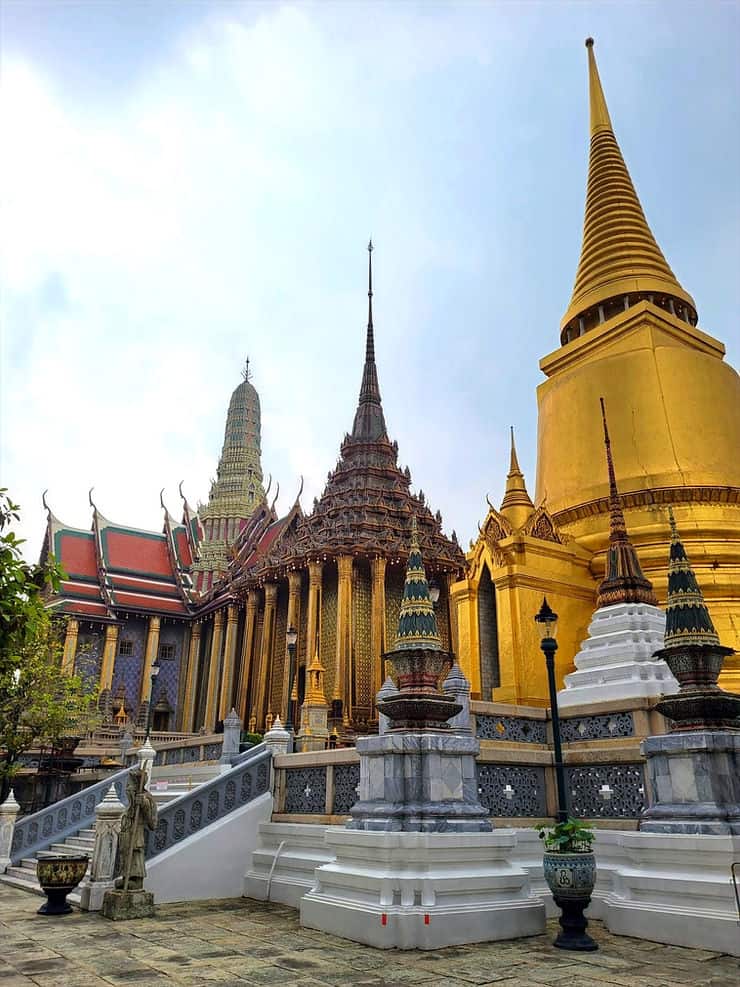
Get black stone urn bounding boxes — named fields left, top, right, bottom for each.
left=543, top=850, right=598, bottom=951
left=36, top=852, right=89, bottom=915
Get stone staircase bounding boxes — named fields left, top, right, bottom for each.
left=0, top=763, right=222, bottom=900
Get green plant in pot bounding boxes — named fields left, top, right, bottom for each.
left=536, top=817, right=598, bottom=951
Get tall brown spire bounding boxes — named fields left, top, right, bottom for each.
left=596, top=399, right=658, bottom=608
left=351, top=240, right=388, bottom=442
left=560, top=39, right=696, bottom=342
left=500, top=427, right=534, bottom=529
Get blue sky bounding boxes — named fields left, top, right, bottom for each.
left=2, top=1, right=738, bottom=558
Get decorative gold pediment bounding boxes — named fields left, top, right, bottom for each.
left=523, top=505, right=564, bottom=544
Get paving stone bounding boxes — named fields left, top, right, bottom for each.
left=1, top=884, right=739, bottom=987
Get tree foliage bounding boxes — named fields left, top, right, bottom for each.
left=0, top=490, right=97, bottom=802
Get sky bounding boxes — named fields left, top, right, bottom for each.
left=1, top=0, right=739, bottom=560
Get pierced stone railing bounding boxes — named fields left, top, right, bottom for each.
left=10, top=768, right=130, bottom=865
left=145, top=743, right=271, bottom=861
left=124, top=735, right=223, bottom=767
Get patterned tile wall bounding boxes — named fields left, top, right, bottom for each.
left=111, top=617, right=147, bottom=715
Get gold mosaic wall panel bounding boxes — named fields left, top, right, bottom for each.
left=320, top=563, right=338, bottom=701
left=352, top=560, right=372, bottom=715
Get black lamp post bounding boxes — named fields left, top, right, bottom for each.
left=286, top=625, right=298, bottom=738
left=144, top=658, right=160, bottom=742
left=535, top=598, right=568, bottom=823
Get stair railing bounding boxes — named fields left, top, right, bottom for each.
left=10, top=767, right=131, bottom=866
left=145, top=743, right=271, bottom=861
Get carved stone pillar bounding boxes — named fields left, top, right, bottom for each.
left=335, top=556, right=354, bottom=717
left=306, top=561, right=323, bottom=660
left=238, top=591, right=259, bottom=724
left=99, top=624, right=119, bottom=694
left=282, top=571, right=302, bottom=721
left=181, top=623, right=201, bottom=733
left=203, top=610, right=225, bottom=732
left=61, top=618, right=79, bottom=675
left=139, top=616, right=161, bottom=703
left=218, top=605, right=239, bottom=721
left=370, top=557, right=387, bottom=708
left=77, top=784, right=125, bottom=911
left=255, top=583, right=278, bottom=729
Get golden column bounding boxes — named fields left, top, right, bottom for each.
left=446, top=571, right=460, bottom=657
left=218, top=605, right=239, bottom=721
left=370, top=557, right=387, bottom=704
left=203, top=610, right=224, bottom=731
left=181, top=622, right=201, bottom=733
left=237, top=591, right=259, bottom=724
left=335, top=555, right=353, bottom=717
left=281, top=571, right=302, bottom=721
left=255, top=583, right=278, bottom=729
left=99, top=623, right=119, bottom=693
left=139, top=615, right=161, bottom=704
left=61, top=618, right=79, bottom=675
left=306, top=561, right=323, bottom=658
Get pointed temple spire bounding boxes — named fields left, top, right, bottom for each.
left=664, top=508, right=720, bottom=648
left=351, top=241, right=388, bottom=442
left=500, top=426, right=535, bottom=527
left=560, top=39, right=696, bottom=343
left=596, top=399, right=658, bottom=608
left=394, top=516, right=442, bottom=651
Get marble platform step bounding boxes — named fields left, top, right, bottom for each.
left=245, top=821, right=333, bottom=907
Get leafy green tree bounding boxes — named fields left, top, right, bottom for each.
left=0, top=490, right=96, bottom=802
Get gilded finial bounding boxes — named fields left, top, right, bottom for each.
left=600, top=397, right=627, bottom=544
left=500, top=425, right=534, bottom=527
left=596, top=397, right=657, bottom=607
left=242, top=357, right=252, bottom=382
left=509, top=426, right=522, bottom=475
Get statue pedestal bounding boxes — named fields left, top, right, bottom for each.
left=559, top=603, right=678, bottom=708
left=301, top=827, right=544, bottom=949
left=101, top=889, right=155, bottom=921
left=347, top=731, right=490, bottom=833
left=640, top=731, right=740, bottom=834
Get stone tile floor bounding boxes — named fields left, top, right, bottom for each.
left=0, top=885, right=737, bottom=987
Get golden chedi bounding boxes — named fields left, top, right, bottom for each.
left=536, top=39, right=740, bottom=686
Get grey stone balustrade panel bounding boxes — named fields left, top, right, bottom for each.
left=476, top=764, right=547, bottom=816
left=144, top=744, right=271, bottom=860
left=284, top=767, right=327, bottom=814
left=566, top=763, right=646, bottom=818
left=560, top=711, right=635, bottom=743
left=475, top=715, right=547, bottom=745
left=10, top=767, right=130, bottom=865
left=333, top=763, right=361, bottom=815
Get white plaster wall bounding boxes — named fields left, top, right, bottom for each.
left=146, top=792, right=273, bottom=904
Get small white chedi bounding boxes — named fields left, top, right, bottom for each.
left=559, top=402, right=678, bottom=708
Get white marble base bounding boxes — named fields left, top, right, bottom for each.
left=78, top=878, right=115, bottom=912
left=599, top=830, right=740, bottom=956
left=299, top=827, right=545, bottom=949
left=558, top=603, right=678, bottom=708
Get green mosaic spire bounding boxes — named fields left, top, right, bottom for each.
left=394, top=516, right=442, bottom=651
left=664, top=507, right=719, bottom=648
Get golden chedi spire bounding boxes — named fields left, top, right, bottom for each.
left=560, top=38, right=697, bottom=343
left=500, top=427, right=534, bottom=529
left=596, top=399, right=658, bottom=608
